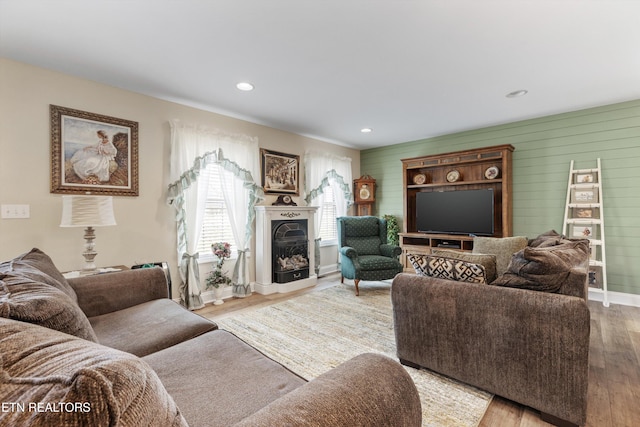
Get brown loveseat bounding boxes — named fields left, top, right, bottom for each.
left=1, top=249, right=422, bottom=426
left=392, top=233, right=591, bottom=427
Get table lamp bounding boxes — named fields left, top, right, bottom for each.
left=60, top=195, right=116, bottom=272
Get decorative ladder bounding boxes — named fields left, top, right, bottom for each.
left=562, top=159, right=608, bottom=307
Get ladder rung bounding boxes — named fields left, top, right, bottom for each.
left=573, top=168, right=598, bottom=174
left=568, top=203, right=600, bottom=208
left=571, top=183, right=599, bottom=189
left=567, top=218, right=602, bottom=225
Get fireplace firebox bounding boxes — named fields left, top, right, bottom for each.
left=272, top=219, right=309, bottom=283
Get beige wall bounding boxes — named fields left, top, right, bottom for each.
left=0, top=58, right=359, bottom=296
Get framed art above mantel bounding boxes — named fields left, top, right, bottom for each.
left=260, top=148, right=299, bottom=196
left=50, top=105, right=139, bottom=196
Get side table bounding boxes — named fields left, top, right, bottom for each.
left=62, top=265, right=129, bottom=279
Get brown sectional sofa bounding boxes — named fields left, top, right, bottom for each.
left=1, top=249, right=422, bottom=426
left=392, top=234, right=591, bottom=426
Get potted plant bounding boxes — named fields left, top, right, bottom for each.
left=383, top=214, right=400, bottom=247
left=205, top=242, right=232, bottom=305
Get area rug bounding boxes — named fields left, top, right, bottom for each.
left=217, top=281, right=493, bottom=427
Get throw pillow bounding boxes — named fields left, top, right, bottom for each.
left=528, top=230, right=568, bottom=248
left=492, top=239, right=590, bottom=293
left=472, top=236, right=528, bottom=277
left=407, top=254, right=487, bottom=284
left=432, top=249, right=498, bottom=283
left=0, top=317, right=188, bottom=427
left=0, top=274, right=98, bottom=342
left=0, top=248, right=78, bottom=301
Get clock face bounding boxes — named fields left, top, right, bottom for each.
left=359, top=185, right=371, bottom=200
left=283, top=195, right=292, bottom=204
left=446, top=170, right=460, bottom=183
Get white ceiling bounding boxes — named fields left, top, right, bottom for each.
left=1, top=0, right=640, bottom=149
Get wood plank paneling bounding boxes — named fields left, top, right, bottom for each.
left=361, top=99, right=640, bottom=296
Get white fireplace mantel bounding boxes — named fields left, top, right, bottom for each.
left=254, top=205, right=318, bottom=295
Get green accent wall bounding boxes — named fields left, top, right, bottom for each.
left=361, top=100, right=640, bottom=295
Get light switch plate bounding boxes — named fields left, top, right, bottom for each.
left=1, top=204, right=30, bottom=219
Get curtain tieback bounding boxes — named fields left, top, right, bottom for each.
left=181, top=252, right=200, bottom=281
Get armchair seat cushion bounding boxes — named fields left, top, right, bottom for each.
left=358, top=255, right=402, bottom=271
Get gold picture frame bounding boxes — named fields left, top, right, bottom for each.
left=50, top=105, right=139, bottom=196
left=260, top=149, right=300, bottom=195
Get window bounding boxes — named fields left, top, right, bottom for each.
left=318, top=184, right=338, bottom=245
left=196, top=163, right=237, bottom=259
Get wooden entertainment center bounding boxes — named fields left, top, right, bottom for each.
left=400, top=144, right=514, bottom=271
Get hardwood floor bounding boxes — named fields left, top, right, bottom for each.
left=195, top=274, right=640, bottom=427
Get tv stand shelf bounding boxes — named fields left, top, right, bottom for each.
left=401, top=232, right=474, bottom=250
left=401, top=145, right=514, bottom=272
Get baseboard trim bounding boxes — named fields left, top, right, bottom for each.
left=318, top=263, right=339, bottom=277
left=588, top=289, right=640, bottom=307
left=171, top=287, right=239, bottom=305
left=254, top=276, right=317, bottom=295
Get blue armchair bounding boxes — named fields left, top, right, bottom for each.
left=337, top=216, right=403, bottom=295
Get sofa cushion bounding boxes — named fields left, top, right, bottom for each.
left=407, top=254, right=487, bottom=284
left=0, top=274, right=98, bottom=342
left=0, top=248, right=77, bottom=301
left=492, top=239, right=590, bottom=293
left=0, top=317, right=188, bottom=427
left=144, top=329, right=307, bottom=427
left=432, top=250, right=498, bottom=283
left=472, top=236, right=528, bottom=276
left=89, top=298, right=217, bottom=357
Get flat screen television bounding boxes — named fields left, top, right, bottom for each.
left=416, top=189, right=494, bottom=236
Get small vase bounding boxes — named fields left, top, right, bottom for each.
left=213, top=286, right=224, bottom=305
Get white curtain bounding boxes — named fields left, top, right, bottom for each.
left=167, top=121, right=263, bottom=309
left=304, top=151, right=354, bottom=270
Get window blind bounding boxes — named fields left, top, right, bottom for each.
left=318, top=185, right=338, bottom=241
left=197, top=164, right=237, bottom=256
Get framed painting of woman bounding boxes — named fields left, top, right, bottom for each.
left=50, top=105, right=139, bottom=196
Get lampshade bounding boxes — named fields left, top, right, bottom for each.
left=60, top=196, right=116, bottom=227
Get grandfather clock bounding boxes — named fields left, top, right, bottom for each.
left=353, top=175, right=376, bottom=216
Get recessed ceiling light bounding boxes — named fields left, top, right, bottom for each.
left=361, top=128, right=373, bottom=133
left=506, top=89, right=528, bottom=98
left=236, top=82, right=254, bottom=91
